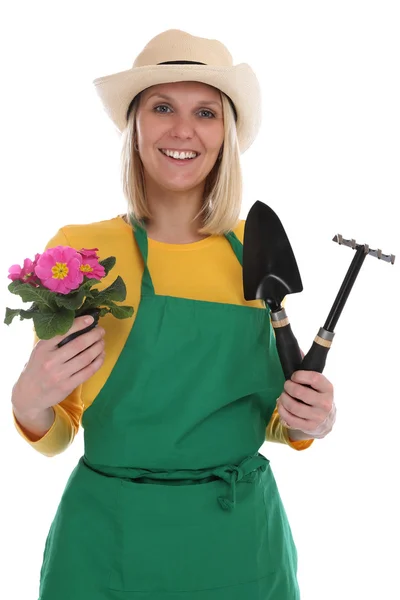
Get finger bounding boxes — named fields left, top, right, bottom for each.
left=283, top=381, right=333, bottom=420
left=279, top=392, right=325, bottom=421
left=284, top=379, right=319, bottom=406
left=277, top=398, right=313, bottom=431
left=51, top=315, right=97, bottom=348
left=58, top=326, right=106, bottom=363
left=62, top=337, right=106, bottom=378
left=291, top=370, right=333, bottom=394
left=66, top=350, right=106, bottom=390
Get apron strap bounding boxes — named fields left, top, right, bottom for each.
left=224, top=230, right=243, bottom=266
left=130, top=218, right=156, bottom=297
left=82, top=453, right=269, bottom=512
left=130, top=218, right=243, bottom=297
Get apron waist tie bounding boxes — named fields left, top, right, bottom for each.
left=82, top=453, right=269, bottom=512
left=211, top=454, right=269, bottom=512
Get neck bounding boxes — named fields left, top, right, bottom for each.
left=143, top=178, right=209, bottom=243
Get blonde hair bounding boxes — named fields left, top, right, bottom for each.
left=120, top=89, right=243, bottom=235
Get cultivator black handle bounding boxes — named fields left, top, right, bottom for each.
left=299, top=236, right=395, bottom=375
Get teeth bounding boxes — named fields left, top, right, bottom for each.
left=161, top=149, right=198, bottom=160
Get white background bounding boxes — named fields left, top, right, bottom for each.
left=1, top=1, right=399, bottom=599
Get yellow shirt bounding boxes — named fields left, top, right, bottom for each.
left=13, top=216, right=314, bottom=456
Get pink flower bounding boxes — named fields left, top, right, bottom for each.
left=79, top=248, right=99, bottom=259
left=35, top=246, right=83, bottom=294
left=78, top=248, right=105, bottom=280
left=8, top=254, right=41, bottom=286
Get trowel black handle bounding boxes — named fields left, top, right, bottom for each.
left=300, top=327, right=335, bottom=373
left=270, top=308, right=303, bottom=380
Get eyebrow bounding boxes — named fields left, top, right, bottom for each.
left=145, top=93, right=222, bottom=108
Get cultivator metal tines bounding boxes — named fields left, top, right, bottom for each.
left=333, top=234, right=396, bottom=265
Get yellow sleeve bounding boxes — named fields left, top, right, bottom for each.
left=12, top=228, right=83, bottom=457
left=266, top=407, right=314, bottom=451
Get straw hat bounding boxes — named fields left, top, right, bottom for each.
left=92, top=29, right=261, bottom=153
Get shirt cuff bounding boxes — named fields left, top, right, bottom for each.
left=266, top=407, right=315, bottom=451
left=282, top=426, right=315, bottom=451
left=12, top=404, right=75, bottom=457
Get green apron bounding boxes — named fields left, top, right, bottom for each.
left=38, top=223, right=300, bottom=599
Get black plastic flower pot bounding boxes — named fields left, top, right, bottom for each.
left=57, top=308, right=101, bottom=348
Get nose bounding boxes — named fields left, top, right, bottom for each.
left=170, top=114, right=195, bottom=139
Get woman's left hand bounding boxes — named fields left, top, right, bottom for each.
left=276, top=370, right=336, bottom=440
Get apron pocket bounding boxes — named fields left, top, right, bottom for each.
left=261, top=467, right=299, bottom=577
left=108, top=471, right=278, bottom=594
left=39, top=459, right=121, bottom=598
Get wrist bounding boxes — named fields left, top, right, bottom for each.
left=12, top=403, right=50, bottom=421
left=12, top=405, right=56, bottom=441
left=287, top=428, right=314, bottom=442
left=12, top=403, right=55, bottom=429
left=11, top=382, right=44, bottom=421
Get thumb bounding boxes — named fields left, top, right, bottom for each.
left=54, top=314, right=96, bottom=347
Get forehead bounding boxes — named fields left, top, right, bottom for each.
left=141, top=81, right=221, bottom=102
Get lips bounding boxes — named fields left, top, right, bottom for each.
left=158, top=149, right=200, bottom=166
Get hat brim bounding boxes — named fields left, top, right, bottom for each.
left=93, top=63, right=261, bottom=153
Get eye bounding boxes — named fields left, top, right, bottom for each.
left=153, top=104, right=172, bottom=114
left=198, top=109, right=215, bottom=119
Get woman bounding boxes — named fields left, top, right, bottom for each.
left=11, top=29, right=336, bottom=600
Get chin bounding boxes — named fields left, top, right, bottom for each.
left=161, top=181, right=200, bottom=193
left=156, top=174, right=204, bottom=192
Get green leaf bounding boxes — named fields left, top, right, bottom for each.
left=32, top=308, right=75, bottom=340
left=53, top=279, right=101, bottom=310
left=101, top=300, right=134, bottom=319
left=81, top=277, right=101, bottom=290
left=54, top=287, right=86, bottom=310
left=8, top=281, right=58, bottom=309
left=20, top=306, right=40, bottom=319
left=108, top=304, right=134, bottom=319
left=99, top=256, right=116, bottom=277
left=4, top=307, right=22, bottom=325
left=8, top=280, right=24, bottom=294
left=95, top=276, right=127, bottom=304
left=74, top=301, right=94, bottom=316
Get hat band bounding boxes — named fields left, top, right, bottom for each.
left=157, top=60, right=206, bottom=65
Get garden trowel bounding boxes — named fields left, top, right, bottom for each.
left=242, top=200, right=304, bottom=379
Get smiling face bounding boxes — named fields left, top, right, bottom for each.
left=135, top=81, right=225, bottom=194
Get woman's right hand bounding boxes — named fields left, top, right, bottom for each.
left=11, top=315, right=106, bottom=419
